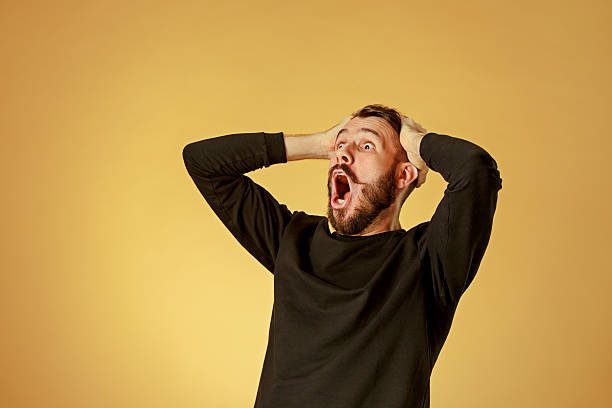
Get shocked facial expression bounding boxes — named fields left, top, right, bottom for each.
left=326, top=116, right=400, bottom=235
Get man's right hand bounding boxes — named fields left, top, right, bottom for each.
left=319, top=114, right=355, bottom=160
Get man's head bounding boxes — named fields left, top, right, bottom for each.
left=326, top=104, right=419, bottom=236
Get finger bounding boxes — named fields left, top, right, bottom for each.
left=404, top=116, right=426, bottom=133
left=417, top=169, right=427, bottom=187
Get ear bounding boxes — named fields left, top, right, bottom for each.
left=396, top=161, right=418, bottom=190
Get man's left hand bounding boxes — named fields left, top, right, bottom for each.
left=399, top=115, right=429, bottom=188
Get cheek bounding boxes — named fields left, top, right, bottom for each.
left=357, top=167, right=378, bottom=184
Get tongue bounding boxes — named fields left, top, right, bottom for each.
left=336, top=191, right=351, bottom=207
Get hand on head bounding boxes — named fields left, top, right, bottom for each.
left=399, top=115, right=429, bottom=188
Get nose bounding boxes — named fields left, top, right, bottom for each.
left=335, top=144, right=354, bottom=165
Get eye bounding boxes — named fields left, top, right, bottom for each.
left=363, top=142, right=375, bottom=150
left=336, top=142, right=344, bottom=149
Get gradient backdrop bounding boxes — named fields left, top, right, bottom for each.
left=1, top=0, right=610, bottom=407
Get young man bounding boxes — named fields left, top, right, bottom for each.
left=182, top=104, right=502, bottom=408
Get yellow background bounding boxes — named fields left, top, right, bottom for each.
left=1, top=0, right=610, bottom=406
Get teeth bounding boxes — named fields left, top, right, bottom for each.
left=338, top=198, right=345, bottom=203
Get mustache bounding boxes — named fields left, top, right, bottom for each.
left=328, top=164, right=363, bottom=185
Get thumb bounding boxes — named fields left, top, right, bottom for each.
left=416, top=168, right=428, bottom=188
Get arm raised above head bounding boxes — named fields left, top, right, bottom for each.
left=182, top=131, right=296, bottom=274
left=417, top=132, right=503, bottom=308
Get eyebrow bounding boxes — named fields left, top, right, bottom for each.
left=335, top=127, right=383, bottom=145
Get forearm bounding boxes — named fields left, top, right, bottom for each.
left=420, top=133, right=497, bottom=179
left=283, top=132, right=329, bottom=161
left=183, top=132, right=287, bottom=179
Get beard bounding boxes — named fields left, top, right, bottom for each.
left=327, top=161, right=398, bottom=236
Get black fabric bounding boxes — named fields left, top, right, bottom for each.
left=182, top=130, right=502, bottom=408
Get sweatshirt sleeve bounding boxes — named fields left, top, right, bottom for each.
left=417, top=132, right=502, bottom=309
left=182, top=131, right=295, bottom=274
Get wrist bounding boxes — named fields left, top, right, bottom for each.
left=402, top=133, right=426, bottom=157
left=284, top=132, right=329, bottom=161
left=414, top=132, right=426, bottom=157
left=318, top=131, right=333, bottom=159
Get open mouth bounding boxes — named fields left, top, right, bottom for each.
left=331, top=172, right=353, bottom=209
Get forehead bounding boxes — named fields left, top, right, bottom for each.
left=335, top=116, right=394, bottom=144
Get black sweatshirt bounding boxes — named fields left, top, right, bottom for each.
left=182, top=130, right=502, bottom=408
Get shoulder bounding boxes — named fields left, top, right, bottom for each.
left=403, top=220, right=429, bottom=242
left=401, top=221, right=430, bottom=260
left=285, top=211, right=326, bottom=232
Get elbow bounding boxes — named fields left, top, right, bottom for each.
left=470, top=150, right=498, bottom=170
left=467, top=152, right=501, bottom=180
left=458, top=153, right=502, bottom=192
left=483, top=153, right=502, bottom=191
left=479, top=152, right=502, bottom=188
left=182, top=144, right=194, bottom=169
left=182, top=142, right=214, bottom=179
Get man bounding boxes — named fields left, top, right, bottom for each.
left=182, top=104, right=502, bottom=408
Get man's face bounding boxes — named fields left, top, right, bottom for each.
left=327, top=116, right=401, bottom=236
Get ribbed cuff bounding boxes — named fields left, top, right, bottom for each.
left=418, top=132, right=440, bottom=165
left=264, top=131, right=288, bottom=165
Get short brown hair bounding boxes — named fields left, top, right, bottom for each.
left=351, top=104, right=408, bottom=164
left=351, top=103, right=416, bottom=204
